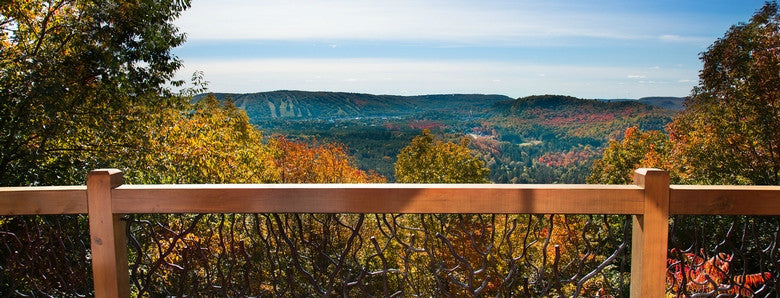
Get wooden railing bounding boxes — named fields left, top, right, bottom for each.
left=1, top=168, right=779, bottom=297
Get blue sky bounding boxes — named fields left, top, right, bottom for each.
left=173, top=0, right=769, bottom=99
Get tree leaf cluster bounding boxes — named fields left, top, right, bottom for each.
left=395, top=129, right=489, bottom=183
left=589, top=1, right=780, bottom=186
left=0, top=0, right=191, bottom=186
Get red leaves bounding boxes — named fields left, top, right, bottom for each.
left=537, top=148, right=597, bottom=168
left=666, top=248, right=772, bottom=296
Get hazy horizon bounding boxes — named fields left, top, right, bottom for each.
left=173, top=0, right=767, bottom=99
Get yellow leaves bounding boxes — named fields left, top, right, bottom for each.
left=122, top=95, right=277, bottom=184
left=395, top=130, right=489, bottom=183
left=588, top=127, right=671, bottom=184
left=119, top=93, right=383, bottom=185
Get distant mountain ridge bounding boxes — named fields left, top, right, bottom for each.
left=197, top=92, right=685, bottom=122
left=597, top=96, right=686, bottom=111
left=197, top=91, right=514, bottom=121
left=193, top=91, right=680, bottom=183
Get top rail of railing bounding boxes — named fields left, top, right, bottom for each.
left=1, top=178, right=779, bottom=216
left=2, top=168, right=779, bottom=297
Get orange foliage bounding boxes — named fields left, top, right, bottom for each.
left=271, top=137, right=385, bottom=183
left=470, top=135, right=501, bottom=156
left=667, top=248, right=772, bottom=296
left=587, top=126, right=670, bottom=184
left=538, top=148, right=597, bottom=168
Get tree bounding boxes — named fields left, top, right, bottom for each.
left=587, top=127, right=670, bottom=184
left=589, top=2, right=779, bottom=185
left=120, top=94, right=281, bottom=184
left=114, top=93, right=385, bottom=185
left=584, top=7, right=779, bottom=294
left=667, top=1, right=780, bottom=185
left=0, top=0, right=191, bottom=186
left=395, top=130, right=489, bottom=183
left=271, top=136, right=385, bottom=183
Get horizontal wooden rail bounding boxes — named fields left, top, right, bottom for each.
left=3, top=184, right=779, bottom=216
left=2, top=168, right=779, bottom=297
left=669, top=185, right=780, bottom=215
left=112, top=184, right=644, bottom=214
left=4, top=184, right=780, bottom=216
left=0, top=186, right=87, bottom=215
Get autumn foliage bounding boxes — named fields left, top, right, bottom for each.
left=587, top=127, right=669, bottom=184
left=395, top=129, right=489, bottom=183
left=271, top=136, right=384, bottom=183
left=119, top=94, right=384, bottom=185
left=586, top=4, right=780, bottom=297
left=667, top=249, right=772, bottom=297
left=666, top=2, right=780, bottom=185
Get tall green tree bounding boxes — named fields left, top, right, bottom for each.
left=0, top=0, right=191, bottom=186
left=395, top=130, right=489, bottom=183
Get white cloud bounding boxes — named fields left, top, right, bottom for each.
left=658, top=34, right=710, bottom=44
left=175, top=0, right=688, bottom=44
left=659, top=34, right=682, bottom=41
left=627, top=75, right=647, bottom=79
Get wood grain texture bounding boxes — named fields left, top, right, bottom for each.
left=631, top=168, right=670, bottom=298
left=87, top=169, right=129, bottom=297
left=111, top=184, right=645, bottom=214
left=670, top=185, right=780, bottom=215
left=0, top=186, right=87, bottom=215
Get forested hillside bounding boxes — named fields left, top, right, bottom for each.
left=480, top=95, right=675, bottom=183
left=199, top=91, right=512, bottom=121
left=598, top=97, right=686, bottom=111
left=201, top=92, right=677, bottom=182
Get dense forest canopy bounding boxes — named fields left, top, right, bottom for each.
left=206, top=91, right=677, bottom=182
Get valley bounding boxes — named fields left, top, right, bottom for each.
left=199, top=91, right=681, bottom=182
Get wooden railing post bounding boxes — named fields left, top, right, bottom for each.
left=87, top=169, right=129, bottom=297
left=631, top=168, right=670, bottom=297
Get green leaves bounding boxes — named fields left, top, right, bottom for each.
left=667, top=2, right=780, bottom=185
left=0, top=0, right=191, bottom=186
left=395, top=130, right=489, bottom=183
left=589, top=2, right=780, bottom=186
